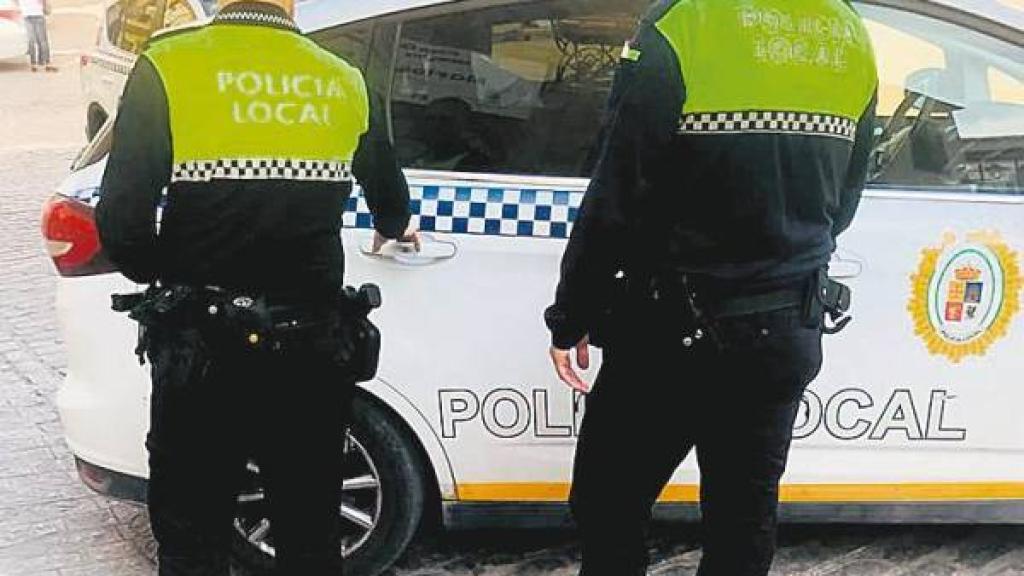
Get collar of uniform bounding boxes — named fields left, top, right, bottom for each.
left=213, top=2, right=299, bottom=33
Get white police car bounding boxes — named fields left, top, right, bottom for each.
left=0, top=0, right=28, bottom=62
left=43, top=0, right=1024, bottom=574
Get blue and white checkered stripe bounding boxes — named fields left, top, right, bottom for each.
left=344, top=184, right=583, bottom=239
left=80, top=183, right=585, bottom=240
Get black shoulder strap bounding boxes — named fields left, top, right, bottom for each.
left=639, top=0, right=682, bottom=28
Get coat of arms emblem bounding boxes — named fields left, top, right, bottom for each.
left=909, top=231, right=1021, bottom=363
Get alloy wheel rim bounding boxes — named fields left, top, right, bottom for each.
left=233, top=432, right=384, bottom=558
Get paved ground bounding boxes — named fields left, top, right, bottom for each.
left=1, top=6, right=1024, bottom=576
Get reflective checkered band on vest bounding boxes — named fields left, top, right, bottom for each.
left=678, top=111, right=857, bottom=142
left=213, top=10, right=300, bottom=32
left=171, top=159, right=353, bottom=183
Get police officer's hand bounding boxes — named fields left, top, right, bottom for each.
left=550, top=336, right=591, bottom=393
left=372, top=224, right=422, bottom=254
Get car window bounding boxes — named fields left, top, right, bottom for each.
left=162, top=0, right=195, bottom=28
left=118, top=0, right=165, bottom=54
left=857, top=4, right=1024, bottom=195
left=389, top=0, right=648, bottom=177
left=310, top=22, right=373, bottom=70
left=990, top=65, right=1024, bottom=105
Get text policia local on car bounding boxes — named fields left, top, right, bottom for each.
left=438, top=387, right=967, bottom=443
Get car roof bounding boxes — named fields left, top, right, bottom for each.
left=295, top=0, right=1022, bottom=35
left=296, top=0, right=458, bottom=32
left=929, top=0, right=1024, bottom=30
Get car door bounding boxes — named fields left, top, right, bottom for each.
left=780, top=2, right=1024, bottom=505
left=88, top=0, right=132, bottom=118
left=94, top=0, right=162, bottom=117
left=327, top=0, right=649, bottom=502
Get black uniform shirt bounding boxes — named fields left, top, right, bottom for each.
left=96, top=3, right=411, bottom=298
left=545, top=1, right=878, bottom=349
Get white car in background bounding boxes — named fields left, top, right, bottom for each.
left=79, top=0, right=214, bottom=138
left=44, top=1, right=1024, bottom=575
left=0, top=0, right=27, bottom=62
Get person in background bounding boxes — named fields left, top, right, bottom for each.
left=19, top=0, right=56, bottom=72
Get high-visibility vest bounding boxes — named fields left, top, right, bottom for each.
left=653, top=0, right=878, bottom=141
left=143, top=21, right=369, bottom=184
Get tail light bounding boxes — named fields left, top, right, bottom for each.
left=0, top=8, right=21, bottom=22
left=75, top=458, right=113, bottom=494
left=41, top=195, right=117, bottom=277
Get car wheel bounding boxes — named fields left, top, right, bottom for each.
left=231, top=395, right=428, bottom=576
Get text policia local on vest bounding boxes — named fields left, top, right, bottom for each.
left=217, top=71, right=348, bottom=126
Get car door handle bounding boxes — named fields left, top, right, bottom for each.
left=359, top=232, right=458, bottom=267
left=829, top=249, right=864, bottom=279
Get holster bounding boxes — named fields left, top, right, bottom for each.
left=112, top=285, right=197, bottom=364
left=332, top=285, right=383, bottom=383
left=802, top=269, right=853, bottom=334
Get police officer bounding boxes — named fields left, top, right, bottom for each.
left=545, top=1, right=877, bottom=575
left=95, top=0, right=417, bottom=573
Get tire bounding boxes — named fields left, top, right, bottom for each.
left=232, top=394, right=428, bottom=576
left=86, top=105, right=108, bottom=140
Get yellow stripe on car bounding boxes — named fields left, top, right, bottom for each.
left=456, top=482, right=1024, bottom=503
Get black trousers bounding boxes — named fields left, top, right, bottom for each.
left=146, top=326, right=354, bottom=576
left=571, top=302, right=823, bottom=576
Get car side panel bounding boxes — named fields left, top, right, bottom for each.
left=0, top=20, right=27, bottom=60
left=341, top=173, right=590, bottom=500
left=343, top=172, right=1024, bottom=508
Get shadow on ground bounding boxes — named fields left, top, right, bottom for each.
left=222, top=523, right=1024, bottom=575
left=0, top=61, right=30, bottom=73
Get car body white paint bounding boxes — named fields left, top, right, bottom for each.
left=57, top=0, right=1024, bottom=521
left=0, top=0, right=27, bottom=62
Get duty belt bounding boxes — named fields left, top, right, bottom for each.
left=650, top=275, right=805, bottom=318
left=650, top=270, right=852, bottom=343
left=112, top=283, right=383, bottom=359
left=703, top=288, right=805, bottom=319
left=677, top=276, right=807, bottom=350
